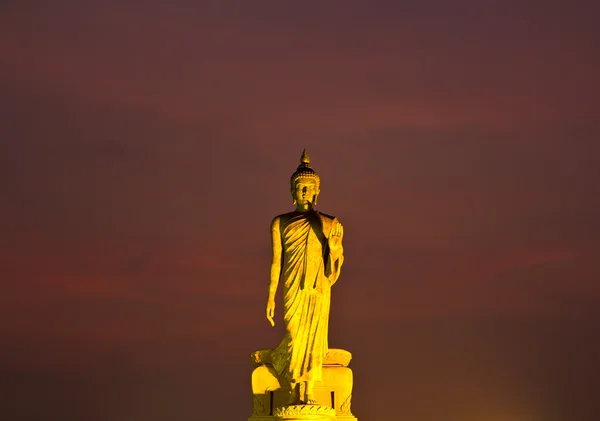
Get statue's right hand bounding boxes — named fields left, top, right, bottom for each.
left=266, top=299, right=275, bottom=327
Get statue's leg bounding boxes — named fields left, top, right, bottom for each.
left=287, top=381, right=300, bottom=405
left=305, top=380, right=318, bottom=404
left=298, top=381, right=306, bottom=403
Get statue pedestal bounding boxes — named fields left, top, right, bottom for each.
left=248, top=349, right=357, bottom=421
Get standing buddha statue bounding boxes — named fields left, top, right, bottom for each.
left=266, top=149, right=344, bottom=405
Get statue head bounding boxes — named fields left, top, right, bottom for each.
left=290, top=149, right=320, bottom=208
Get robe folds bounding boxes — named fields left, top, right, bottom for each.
left=272, top=210, right=344, bottom=384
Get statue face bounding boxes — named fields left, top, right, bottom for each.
left=292, top=177, right=319, bottom=206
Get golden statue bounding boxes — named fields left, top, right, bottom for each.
left=266, top=149, right=344, bottom=406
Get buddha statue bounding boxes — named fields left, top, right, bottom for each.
left=266, top=149, right=344, bottom=406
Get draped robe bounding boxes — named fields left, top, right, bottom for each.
left=272, top=210, right=344, bottom=384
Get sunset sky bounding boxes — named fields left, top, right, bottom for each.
left=1, top=1, right=599, bottom=420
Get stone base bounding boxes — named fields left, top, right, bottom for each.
left=249, top=348, right=356, bottom=420
left=250, top=366, right=354, bottom=416
left=249, top=416, right=357, bottom=421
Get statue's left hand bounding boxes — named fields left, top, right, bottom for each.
left=266, top=298, right=276, bottom=327
left=328, top=221, right=343, bottom=252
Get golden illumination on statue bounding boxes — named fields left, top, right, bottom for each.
left=266, top=149, right=344, bottom=406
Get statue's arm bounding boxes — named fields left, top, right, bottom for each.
left=327, top=218, right=344, bottom=285
left=266, top=216, right=283, bottom=326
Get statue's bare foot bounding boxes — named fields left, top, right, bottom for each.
left=304, top=390, right=319, bottom=405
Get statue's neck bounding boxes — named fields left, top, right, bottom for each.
left=295, top=204, right=315, bottom=213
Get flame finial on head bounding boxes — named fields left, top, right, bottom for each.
left=300, top=148, right=310, bottom=166
left=290, top=148, right=320, bottom=188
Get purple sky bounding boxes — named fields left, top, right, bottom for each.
left=1, top=1, right=600, bottom=420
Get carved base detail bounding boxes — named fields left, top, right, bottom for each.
left=274, top=404, right=336, bottom=418
left=249, top=416, right=358, bottom=421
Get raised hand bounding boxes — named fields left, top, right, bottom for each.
left=328, top=221, right=343, bottom=253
